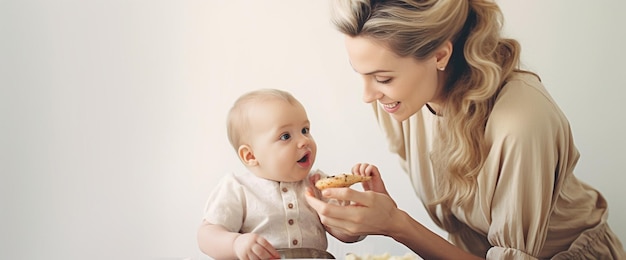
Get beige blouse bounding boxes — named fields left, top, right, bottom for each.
left=373, top=72, right=625, bottom=259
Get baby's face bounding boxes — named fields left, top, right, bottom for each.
left=246, top=99, right=317, bottom=182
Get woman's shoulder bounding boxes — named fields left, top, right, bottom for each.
left=487, top=72, right=570, bottom=140
left=503, top=71, right=550, bottom=98
left=498, top=71, right=553, bottom=108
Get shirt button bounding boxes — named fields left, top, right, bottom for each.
left=282, top=187, right=288, bottom=192
left=292, top=239, right=298, bottom=246
left=288, top=219, right=294, bottom=225
left=288, top=203, right=294, bottom=209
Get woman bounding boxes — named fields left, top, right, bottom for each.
left=304, top=0, right=626, bottom=259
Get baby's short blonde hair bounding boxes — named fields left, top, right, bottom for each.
left=226, top=88, right=300, bottom=150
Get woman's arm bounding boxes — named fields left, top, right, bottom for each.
left=305, top=188, right=482, bottom=259
left=391, top=208, right=482, bottom=259
left=325, top=225, right=364, bottom=243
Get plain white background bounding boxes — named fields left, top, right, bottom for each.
left=1, top=1, right=625, bottom=259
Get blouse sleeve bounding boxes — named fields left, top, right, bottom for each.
left=203, top=173, right=245, bottom=232
left=483, top=78, right=570, bottom=259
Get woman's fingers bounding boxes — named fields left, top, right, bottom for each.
left=305, top=189, right=340, bottom=215
left=352, top=163, right=371, bottom=177
left=307, top=187, right=374, bottom=215
left=352, top=163, right=374, bottom=191
left=304, top=190, right=366, bottom=235
left=351, top=163, right=361, bottom=175
left=362, top=164, right=376, bottom=191
left=352, top=163, right=388, bottom=195
left=328, top=188, right=374, bottom=207
left=360, top=163, right=371, bottom=175
left=305, top=187, right=399, bottom=236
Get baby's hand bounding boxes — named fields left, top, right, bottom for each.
left=233, top=233, right=280, bottom=260
left=308, top=173, right=324, bottom=199
left=308, top=172, right=322, bottom=187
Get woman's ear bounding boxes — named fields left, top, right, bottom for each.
left=435, top=41, right=453, bottom=71
left=238, top=145, right=258, bottom=166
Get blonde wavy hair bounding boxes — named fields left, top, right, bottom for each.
left=331, top=0, right=529, bottom=208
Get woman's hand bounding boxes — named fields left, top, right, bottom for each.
left=305, top=185, right=400, bottom=237
left=305, top=188, right=481, bottom=260
left=351, top=163, right=390, bottom=196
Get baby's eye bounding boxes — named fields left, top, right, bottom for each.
left=301, top=127, right=310, bottom=135
left=375, top=76, right=392, bottom=84
left=280, top=133, right=291, bottom=141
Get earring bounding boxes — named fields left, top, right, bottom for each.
left=438, top=66, right=445, bottom=71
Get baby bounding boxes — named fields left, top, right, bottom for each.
left=197, top=89, right=360, bottom=259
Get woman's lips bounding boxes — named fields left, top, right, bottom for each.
left=381, top=101, right=400, bottom=113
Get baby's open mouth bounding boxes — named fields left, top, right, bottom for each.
left=297, top=154, right=308, bottom=163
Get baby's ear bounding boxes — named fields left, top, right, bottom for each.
left=238, top=145, right=257, bottom=166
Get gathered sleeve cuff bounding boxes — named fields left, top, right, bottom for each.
left=202, top=173, right=245, bottom=232
left=486, top=247, right=538, bottom=260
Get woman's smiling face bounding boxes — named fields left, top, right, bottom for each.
left=345, top=35, right=444, bottom=121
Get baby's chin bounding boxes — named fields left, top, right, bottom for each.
left=288, top=168, right=314, bottom=182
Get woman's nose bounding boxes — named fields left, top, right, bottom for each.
left=362, top=80, right=382, bottom=103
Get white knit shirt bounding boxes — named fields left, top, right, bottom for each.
left=203, top=170, right=327, bottom=250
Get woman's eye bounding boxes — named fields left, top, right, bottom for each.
left=375, top=77, right=392, bottom=84
left=301, top=127, right=310, bottom=135
left=280, top=133, right=291, bottom=141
